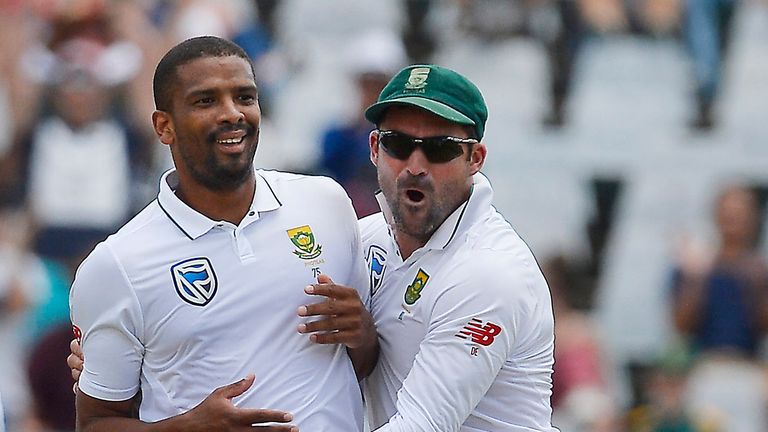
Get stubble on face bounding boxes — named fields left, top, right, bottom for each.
left=178, top=123, right=259, bottom=191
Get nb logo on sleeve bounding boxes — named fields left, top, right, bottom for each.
left=455, top=318, right=502, bottom=346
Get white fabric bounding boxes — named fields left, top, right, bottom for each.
left=0, top=391, right=5, bottom=432
left=28, top=117, right=131, bottom=228
left=70, top=169, right=369, bottom=430
left=360, top=173, right=557, bottom=431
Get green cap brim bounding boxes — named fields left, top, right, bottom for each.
left=365, top=96, right=475, bottom=127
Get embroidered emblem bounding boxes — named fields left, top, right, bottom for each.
left=404, top=268, right=430, bottom=305
left=404, top=67, right=430, bottom=90
left=171, top=257, right=218, bottom=306
left=287, top=225, right=323, bottom=260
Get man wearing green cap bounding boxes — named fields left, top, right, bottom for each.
left=66, top=58, right=557, bottom=430
left=360, top=64, right=557, bottom=431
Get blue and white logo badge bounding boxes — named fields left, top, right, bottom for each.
left=171, top=257, right=218, bottom=306
left=366, top=245, right=387, bottom=296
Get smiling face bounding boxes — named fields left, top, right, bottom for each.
left=152, top=55, right=261, bottom=192
left=371, top=105, right=486, bottom=246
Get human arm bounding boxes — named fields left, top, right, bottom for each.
left=76, top=375, right=296, bottom=432
left=373, top=256, right=532, bottom=432
left=70, top=244, right=296, bottom=431
left=298, top=274, right=379, bottom=380
left=670, top=242, right=713, bottom=333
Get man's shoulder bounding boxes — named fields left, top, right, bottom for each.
left=256, top=169, right=349, bottom=201
left=358, top=212, right=386, bottom=241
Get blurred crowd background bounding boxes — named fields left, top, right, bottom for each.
left=0, top=0, right=767, bottom=431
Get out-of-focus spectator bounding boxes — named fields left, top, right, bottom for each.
left=10, top=50, right=151, bottom=266
left=683, top=0, right=738, bottom=130
left=544, top=255, right=619, bottom=432
left=26, top=323, right=77, bottom=432
left=315, top=30, right=406, bottom=217
left=0, top=207, right=51, bottom=431
left=670, top=184, right=768, bottom=431
left=625, top=346, right=708, bottom=432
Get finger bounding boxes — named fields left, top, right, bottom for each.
left=310, top=330, right=359, bottom=345
left=252, top=426, right=299, bottom=432
left=234, top=408, right=293, bottom=425
left=316, top=273, right=333, bottom=284
left=71, top=338, right=83, bottom=358
left=218, top=374, right=256, bottom=399
left=299, top=297, right=362, bottom=318
left=72, top=382, right=79, bottom=395
left=298, top=316, right=358, bottom=334
left=67, top=352, right=84, bottom=371
left=71, top=365, right=81, bottom=382
left=304, top=283, right=356, bottom=300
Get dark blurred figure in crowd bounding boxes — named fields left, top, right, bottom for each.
left=402, top=0, right=437, bottom=62
left=670, top=184, right=768, bottom=431
left=683, top=0, right=738, bottom=131
left=543, top=254, right=619, bottom=432
left=26, top=323, right=77, bottom=432
left=456, top=0, right=585, bottom=128
left=625, top=347, right=703, bottom=432
left=316, top=30, right=406, bottom=217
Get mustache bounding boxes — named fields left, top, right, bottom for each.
left=207, top=124, right=255, bottom=143
left=397, top=174, right=433, bottom=192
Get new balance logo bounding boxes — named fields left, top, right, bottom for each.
left=456, top=318, right=502, bottom=346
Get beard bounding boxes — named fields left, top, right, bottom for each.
left=384, top=174, right=452, bottom=242
left=181, top=126, right=259, bottom=191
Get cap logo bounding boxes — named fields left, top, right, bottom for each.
left=404, top=67, right=430, bottom=90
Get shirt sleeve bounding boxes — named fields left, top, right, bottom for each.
left=375, top=253, right=531, bottom=432
left=70, top=242, right=145, bottom=402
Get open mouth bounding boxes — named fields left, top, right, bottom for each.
left=216, top=136, right=244, bottom=145
left=406, top=189, right=425, bottom=203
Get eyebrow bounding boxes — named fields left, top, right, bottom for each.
left=184, top=84, right=258, bottom=100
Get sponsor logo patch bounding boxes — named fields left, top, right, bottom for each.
left=287, top=225, right=323, bottom=260
left=455, top=318, right=502, bottom=346
left=367, top=245, right=387, bottom=296
left=171, top=257, right=218, bottom=306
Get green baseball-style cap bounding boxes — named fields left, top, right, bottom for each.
left=364, top=64, right=488, bottom=140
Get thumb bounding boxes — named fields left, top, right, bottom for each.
left=317, top=273, right=334, bottom=284
left=219, top=374, right=255, bottom=399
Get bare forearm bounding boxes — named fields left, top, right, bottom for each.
left=348, top=337, right=380, bottom=380
left=673, top=275, right=707, bottom=333
left=78, top=413, right=195, bottom=432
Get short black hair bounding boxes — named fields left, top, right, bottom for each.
left=153, top=36, right=255, bottom=111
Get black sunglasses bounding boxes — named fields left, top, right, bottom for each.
left=376, top=130, right=478, bottom=163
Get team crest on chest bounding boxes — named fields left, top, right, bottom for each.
left=366, top=245, right=387, bottom=296
left=404, top=268, right=430, bottom=305
left=171, top=257, right=218, bottom=306
left=287, top=225, right=323, bottom=260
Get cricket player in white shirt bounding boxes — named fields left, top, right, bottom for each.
left=68, top=59, right=557, bottom=431
left=360, top=64, right=558, bottom=431
left=69, top=36, right=378, bottom=432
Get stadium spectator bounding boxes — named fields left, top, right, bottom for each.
left=670, top=184, right=768, bottom=431
left=316, top=30, right=406, bottom=217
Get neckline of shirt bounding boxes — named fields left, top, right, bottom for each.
left=375, top=172, right=494, bottom=262
left=157, top=168, right=282, bottom=240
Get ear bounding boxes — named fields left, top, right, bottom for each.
left=468, top=143, right=487, bottom=175
left=369, top=130, right=380, bottom=167
left=152, top=111, right=175, bottom=145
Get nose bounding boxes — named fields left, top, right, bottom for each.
left=404, top=148, right=429, bottom=176
left=218, top=98, right=246, bottom=124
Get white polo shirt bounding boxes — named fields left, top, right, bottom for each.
left=70, top=169, right=368, bottom=431
left=360, top=173, right=557, bottom=432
